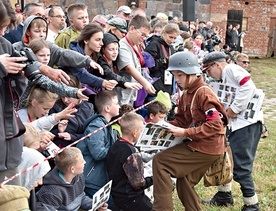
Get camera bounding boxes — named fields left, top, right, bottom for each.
left=211, top=34, right=222, bottom=45
left=12, top=47, right=41, bottom=80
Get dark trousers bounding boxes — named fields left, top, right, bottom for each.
left=228, top=121, right=262, bottom=197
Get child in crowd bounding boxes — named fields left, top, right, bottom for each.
left=115, top=15, right=156, bottom=106
left=152, top=52, right=228, bottom=210
left=36, top=147, right=108, bottom=211
left=111, top=104, right=134, bottom=137
left=99, top=33, right=142, bottom=90
left=106, top=112, right=153, bottom=211
left=20, top=122, right=51, bottom=210
left=55, top=3, right=89, bottom=49
left=146, top=101, right=168, bottom=123
left=20, top=38, right=88, bottom=109
left=18, top=85, right=77, bottom=132
left=76, top=90, right=119, bottom=201
left=49, top=74, right=94, bottom=148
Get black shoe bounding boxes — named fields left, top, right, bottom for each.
left=202, top=191, right=234, bottom=206
left=241, top=203, right=259, bottom=211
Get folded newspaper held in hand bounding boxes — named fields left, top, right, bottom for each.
left=90, top=180, right=112, bottom=211
left=136, top=121, right=185, bottom=151
left=210, top=82, right=265, bottom=123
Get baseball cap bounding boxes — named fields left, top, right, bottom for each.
left=107, top=17, right=128, bottom=33
left=117, top=5, right=131, bottom=14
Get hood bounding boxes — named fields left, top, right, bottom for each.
left=22, top=15, right=48, bottom=45
left=69, top=40, right=85, bottom=55
left=19, top=147, right=51, bottom=190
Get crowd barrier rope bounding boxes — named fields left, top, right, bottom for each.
left=0, top=100, right=156, bottom=187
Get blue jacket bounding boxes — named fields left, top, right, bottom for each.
left=3, top=24, right=23, bottom=44
left=76, top=114, right=117, bottom=191
left=69, top=41, right=104, bottom=88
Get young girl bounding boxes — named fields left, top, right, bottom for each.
left=18, top=85, right=77, bottom=133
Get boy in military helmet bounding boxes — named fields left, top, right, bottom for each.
left=152, top=51, right=228, bottom=210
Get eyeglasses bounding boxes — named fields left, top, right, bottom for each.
left=135, top=28, right=148, bottom=38
left=239, top=60, right=250, bottom=64
left=94, top=20, right=107, bottom=28
left=51, top=15, right=66, bottom=19
left=203, top=62, right=216, bottom=73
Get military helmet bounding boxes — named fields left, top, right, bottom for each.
left=167, top=51, right=202, bottom=75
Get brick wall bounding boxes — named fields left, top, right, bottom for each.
left=25, top=0, right=275, bottom=57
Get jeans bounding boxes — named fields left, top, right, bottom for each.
left=227, top=122, right=262, bottom=197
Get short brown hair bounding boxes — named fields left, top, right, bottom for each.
left=129, top=15, right=150, bottom=30
left=120, top=112, right=144, bottom=135
left=67, top=3, right=87, bottom=19
left=55, top=147, right=81, bottom=173
left=29, top=38, right=49, bottom=54
left=147, top=101, right=168, bottom=116
left=94, top=90, right=117, bottom=113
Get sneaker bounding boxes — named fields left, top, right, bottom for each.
left=202, top=191, right=234, bottom=206
left=241, top=203, right=259, bottom=211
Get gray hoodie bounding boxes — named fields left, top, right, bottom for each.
left=13, top=15, right=92, bottom=69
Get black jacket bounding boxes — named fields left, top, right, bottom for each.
left=145, top=37, right=175, bottom=95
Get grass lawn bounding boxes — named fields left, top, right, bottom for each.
left=172, top=57, right=276, bottom=210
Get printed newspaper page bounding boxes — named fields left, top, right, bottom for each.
left=90, top=180, right=112, bottom=211
left=135, top=121, right=184, bottom=151
left=210, top=82, right=264, bottom=123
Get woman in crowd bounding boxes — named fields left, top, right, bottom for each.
left=145, top=22, right=180, bottom=98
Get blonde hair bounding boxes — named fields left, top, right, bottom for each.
left=24, top=85, right=58, bottom=108
left=22, top=122, right=41, bottom=148
left=55, top=147, right=81, bottom=173
left=67, top=3, right=87, bottom=19
left=120, top=112, right=144, bottom=135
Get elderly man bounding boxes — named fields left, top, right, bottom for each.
left=46, top=6, right=66, bottom=42
left=116, top=5, right=131, bottom=21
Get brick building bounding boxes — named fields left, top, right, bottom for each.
left=20, top=0, right=276, bottom=57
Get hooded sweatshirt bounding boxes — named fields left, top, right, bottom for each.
left=36, top=167, right=92, bottom=211
left=12, top=15, right=93, bottom=71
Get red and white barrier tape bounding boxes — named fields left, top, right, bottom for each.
left=0, top=100, right=155, bottom=187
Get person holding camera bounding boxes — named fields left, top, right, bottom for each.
left=0, top=0, right=28, bottom=185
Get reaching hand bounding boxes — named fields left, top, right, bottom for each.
left=39, top=131, right=55, bottom=151
left=40, top=64, right=70, bottom=84
left=58, top=132, right=71, bottom=141
left=0, top=54, right=27, bottom=74
left=55, top=103, right=78, bottom=121
left=102, top=79, right=118, bottom=90
left=77, top=87, right=89, bottom=101
left=90, top=60, right=104, bottom=75
left=124, top=82, right=143, bottom=90
left=58, top=120, right=68, bottom=133
left=144, top=81, right=156, bottom=95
